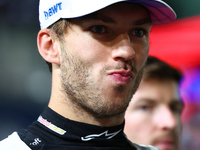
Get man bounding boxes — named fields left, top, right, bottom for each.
left=124, top=56, right=184, bottom=150
left=0, top=0, right=176, bottom=149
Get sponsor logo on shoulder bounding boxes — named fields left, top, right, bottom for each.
left=44, top=2, right=62, bottom=20
left=81, top=129, right=122, bottom=141
left=30, top=138, right=41, bottom=146
left=37, top=115, right=66, bottom=135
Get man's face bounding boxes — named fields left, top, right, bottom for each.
left=59, top=3, right=152, bottom=118
left=124, top=79, right=183, bottom=150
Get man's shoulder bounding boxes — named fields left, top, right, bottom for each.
left=0, top=132, right=31, bottom=150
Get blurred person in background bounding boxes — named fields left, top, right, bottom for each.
left=124, top=56, right=184, bottom=150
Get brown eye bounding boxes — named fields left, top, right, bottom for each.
left=170, top=103, right=183, bottom=114
left=139, top=105, right=150, bottom=111
left=91, top=25, right=106, bottom=34
left=133, top=29, right=145, bottom=37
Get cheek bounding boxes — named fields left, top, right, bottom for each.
left=124, top=112, right=152, bottom=144
left=125, top=112, right=150, bottom=133
left=74, top=35, right=109, bottom=63
left=70, top=37, right=109, bottom=80
left=133, top=43, right=149, bottom=71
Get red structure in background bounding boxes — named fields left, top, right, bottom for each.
left=149, top=15, right=200, bottom=71
left=149, top=15, right=200, bottom=123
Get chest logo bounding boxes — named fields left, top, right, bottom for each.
left=37, top=115, right=66, bottom=135
left=81, top=129, right=121, bottom=141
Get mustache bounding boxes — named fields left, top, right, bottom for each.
left=102, top=61, right=137, bottom=74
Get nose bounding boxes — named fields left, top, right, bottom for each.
left=111, top=33, right=135, bottom=61
left=155, top=106, right=177, bottom=130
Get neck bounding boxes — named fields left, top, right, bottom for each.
left=48, top=96, right=125, bottom=127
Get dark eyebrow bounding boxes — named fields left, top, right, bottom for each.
left=136, top=98, right=156, bottom=104
left=80, top=12, right=117, bottom=24
left=133, top=18, right=152, bottom=26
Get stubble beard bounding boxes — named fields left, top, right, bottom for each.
left=60, top=45, right=144, bottom=118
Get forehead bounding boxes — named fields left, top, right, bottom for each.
left=77, top=2, right=152, bottom=25
left=133, top=78, right=180, bottom=104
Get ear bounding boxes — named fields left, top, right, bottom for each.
left=37, top=29, right=60, bottom=65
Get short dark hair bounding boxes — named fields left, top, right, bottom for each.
left=144, top=56, right=182, bottom=83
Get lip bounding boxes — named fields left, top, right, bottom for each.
left=108, top=69, right=133, bottom=85
left=154, top=140, right=174, bottom=150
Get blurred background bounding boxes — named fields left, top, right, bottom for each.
left=0, top=0, right=200, bottom=149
